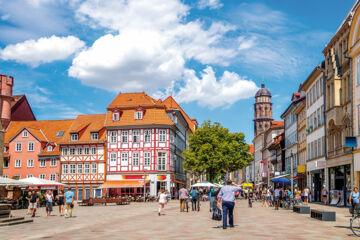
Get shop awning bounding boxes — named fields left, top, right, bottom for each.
left=99, top=180, right=149, bottom=188
left=271, top=174, right=290, bottom=180
left=173, top=179, right=186, bottom=185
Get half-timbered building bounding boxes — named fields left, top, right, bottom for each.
left=102, top=93, right=191, bottom=197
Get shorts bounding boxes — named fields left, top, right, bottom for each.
left=275, top=197, right=280, bottom=201
left=267, top=196, right=271, bottom=201
left=46, top=202, right=53, bottom=212
left=30, top=202, right=37, bottom=209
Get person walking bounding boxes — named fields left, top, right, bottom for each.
left=322, top=187, right=328, bottom=205
left=57, top=190, right=65, bottom=216
left=190, top=188, right=199, bottom=211
left=350, top=187, right=360, bottom=217
left=209, top=187, right=215, bottom=212
left=261, top=187, right=267, bottom=207
left=29, top=190, right=39, bottom=217
left=25, top=191, right=32, bottom=215
left=266, top=187, right=272, bottom=207
left=45, top=190, right=54, bottom=216
left=217, top=179, right=242, bottom=229
left=304, top=187, right=310, bottom=204
left=64, top=187, right=75, bottom=218
left=179, top=186, right=188, bottom=212
left=158, top=189, right=167, bottom=216
left=274, top=186, right=280, bottom=210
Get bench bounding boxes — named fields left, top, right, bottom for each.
left=293, top=205, right=310, bottom=214
left=79, top=198, right=130, bottom=206
left=310, top=209, right=336, bottom=221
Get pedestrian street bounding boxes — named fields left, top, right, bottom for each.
left=0, top=199, right=356, bottom=240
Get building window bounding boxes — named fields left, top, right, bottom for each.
left=110, top=153, right=117, bottom=166
left=122, top=131, right=128, bottom=143
left=27, top=159, right=34, bottom=168
left=135, top=111, right=143, bottom=120
left=133, top=130, right=140, bottom=143
left=77, top=148, right=82, bottom=155
left=113, top=112, right=119, bottom=121
left=40, top=159, right=46, bottom=167
left=50, top=159, right=56, bottom=167
left=2, top=175, right=8, bottom=178
left=91, top=163, right=97, bottom=174
left=121, top=152, right=128, bottom=165
left=47, top=146, right=52, bottom=152
left=132, top=152, right=139, bottom=166
left=4, top=159, right=9, bottom=168
left=22, top=131, right=28, bottom=137
left=110, top=131, right=117, bottom=144
left=144, top=130, right=151, bottom=143
left=39, top=174, right=45, bottom=179
left=27, top=174, right=33, bottom=178
left=28, top=142, right=34, bottom=152
left=15, top=143, right=22, bottom=152
left=56, top=131, right=64, bottom=137
left=71, top=133, right=79, bottom=141
left=84, top=147, right=90, bottom=155
left=70, top=148, right=75, bottom=155
left=78, top=164, right=83, bottom=174
left=15, top=159, right=21, bottom=168
left=91, top=132, right=99, bottom=140
left=62, top=148, right=68, bottom=156
left=159, top=130, right=166, bottom=143
left=85, top=164, right=90, bottom=174
left=91, top=147, right=97, bottom=155
left=157, top=152, right=167, bottom=171
left=70, top=164, right=76, bottom=174
left=50, top=174, right=56, bottom=181
left=63, top=164, right=68, bottom=174
left=144, top=152, right=151, bottom=166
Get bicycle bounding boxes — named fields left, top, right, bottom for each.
left=351, top=214, right=360, bottom=237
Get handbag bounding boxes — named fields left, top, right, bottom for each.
left=70, top=203, right=74, bottom=209
left=212, top=207, right=222, bottom=221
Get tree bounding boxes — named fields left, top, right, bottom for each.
left=183, top=120, right=253, bottom=182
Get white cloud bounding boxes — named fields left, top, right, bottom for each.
left=0, top=35, right=85, bottom=67
left=174, top=66, right=258, bottom=108
left=1, top=14, right=9, bottom=20
left=69, top=0, right=237, bottom=93
left=198, top=0, right=223, bottom=10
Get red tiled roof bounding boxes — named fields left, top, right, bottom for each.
left=107, top=92, right=163, bottom=109
left=271, top=121, right=284, bottom=128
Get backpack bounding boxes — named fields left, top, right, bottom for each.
left=191, top=190, right=198, bottom=199
left=212, top=207, right=222, bottom=221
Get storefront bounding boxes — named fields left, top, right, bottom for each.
left=306, top=159, right=326, bottom=202
left=328, top=164, right=351, bottom=206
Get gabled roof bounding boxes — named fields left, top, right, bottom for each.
left=11, top=95, right=36, bottom=121
left=107, top=92, right=163, bottom=109
left=59, top=114, right=106, bottom=144
left=5, top=120, right=74, bottom=144
left=162, top=96, right=198, bottom=133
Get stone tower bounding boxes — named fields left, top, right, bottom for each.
left=254, top=83, right=273, bottom=136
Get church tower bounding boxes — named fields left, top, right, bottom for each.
left=254, top=83, right=273, bottom=136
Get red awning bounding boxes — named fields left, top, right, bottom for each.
left=173, top=180, right=186, bottom=185
left=99, top=180, right=149, bottom=188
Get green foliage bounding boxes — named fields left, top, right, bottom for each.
left=183, top=120, right=253, bottom=182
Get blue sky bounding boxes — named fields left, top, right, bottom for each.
left=0, top=0, right=355, bottom=143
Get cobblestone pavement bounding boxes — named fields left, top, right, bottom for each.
left=0, top=199, right=358, bottom=240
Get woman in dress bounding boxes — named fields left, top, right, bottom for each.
left=158, top=189, right=167, bottom=216
left=321, top=187, right=328, bottom=205
left=57, top=190, right=65, bottom=216
left=262, top=187, right=267, bottom=207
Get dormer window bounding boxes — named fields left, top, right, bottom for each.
left=91, top=132, right=99, bottom=140
left=135, top=111, right=143, bottom=120
left=113, top=112, right=119, bottom=121
left=22, top=130, right=28, bottom=138
left=47, top=146, right=53, bottom=152
left=71, top=133, right=79, bottom=141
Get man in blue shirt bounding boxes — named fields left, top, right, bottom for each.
left=64, top=187, right=75, bottom=218
left=217, top=179, right=242, bottom=229
left=190, top=188, right=199, bottom=211
left=349, top=187, right=360, bottom=217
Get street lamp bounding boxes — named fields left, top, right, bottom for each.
left=290, top=151, right=294, bottom=195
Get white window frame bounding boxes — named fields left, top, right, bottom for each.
left=62, top=148, right=68, bottom=156
left=132, top=152, right=139, bottom=166
left=84, top=147, right=90, bottom=155
left=157, top=152, right=167, bottom=171
left=2, top=175, right=8, bottom=178
left=28, top=142, right=34, bottom=152
left=91, top=132, right=99, bottom=141
left=50, top=158, right=56, bottom=167
left=144, top=130, right=151, bottom=143
left=15, top=159, right=21, bottom=168
left=110, top=131, right=117, bottom=144
left=40, top=159, right=46, bottom=167
left=144, top=152, right=151, bottom=166
left=85, top=164, right=90, bottom=174
left=110, top=153, right=117, bottom=166
left=71, top=133, right=79, bottom=141
left=122, top=131, right=128, bottom=143
left=91, top=163, right=97, bottom=174
left=49, top=174, right=56, bottom=181
left=69, top=148, right=75, bottom=156
left=22, top=130, right=28, bottom=138
left=62, top=164, right=68, bottom=174
left=15, top=143, right=22, bottom=152
left=70, top=164, right=76, bottom=174
left=91, top=147, right=97, bottom=155
left=78, top=164, right=83, bottom=174
left=159, top=130, right=166, bottom=143
left=135, top=111, right=143, bottom=120
left=39, top=174, right=45, bottom=179
left=27, top=159, right=34, bottom=168
left=133, top=130, right=140, bottom=143
left=27, top=174, right=33, bottom=178
left=121, top=152, right=128, bottom=165
left=77, top=147, right=82, bottom=155
left=47, top=146, right=52, bottom=152
left=113, top=112, right=119, bottom=121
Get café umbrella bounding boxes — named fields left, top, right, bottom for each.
left=271, top=177, right=292, bottom=186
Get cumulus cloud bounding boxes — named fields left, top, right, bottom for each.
left=174, top=66, right=259, bottom=108
left=69, top=0, right=237, bottom=93
left=198, top=0, right=223, bottom=10
left=0, top=35, right=85, bottom=67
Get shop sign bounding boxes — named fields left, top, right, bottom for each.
left=316, top=160, right=325, bottom=168
left=297, top=165, right=306, bottom=173
left=121, top=175, right=148, bottom=180
left=157, top=175, right=167, bottom=181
